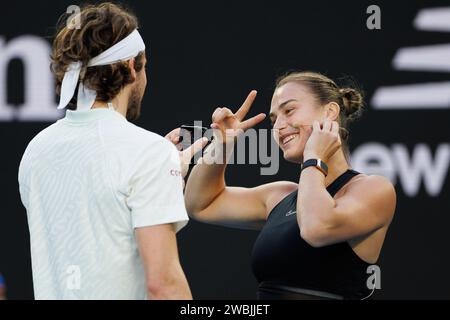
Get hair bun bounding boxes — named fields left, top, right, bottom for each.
left=339, top=87, right=364, bottom=120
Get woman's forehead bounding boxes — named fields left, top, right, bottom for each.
left=271, top=82, right=311, bottom=110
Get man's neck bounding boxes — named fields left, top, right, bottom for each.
left=91, top=92, right=128, bottom=118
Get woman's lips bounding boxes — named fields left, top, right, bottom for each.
left=281, top=133, right=299, bottom=146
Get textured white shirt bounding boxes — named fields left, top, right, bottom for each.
left=18, top=108, right=188, bottom=300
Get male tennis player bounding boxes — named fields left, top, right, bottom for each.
left=18, top=3, right=205, bottom=300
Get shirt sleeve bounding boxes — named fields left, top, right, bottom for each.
left=126, top=138, right=188, bottom=232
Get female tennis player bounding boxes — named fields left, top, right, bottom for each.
left=183, top=71, right=396, bottom=300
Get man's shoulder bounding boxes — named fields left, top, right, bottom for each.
left=19, top=122, right=62, bottom=180
left=23, top=122, right=61, bottom=152
left=109, top=121, right=176, bottom=155
left=123, top=122, right=164, bottom=142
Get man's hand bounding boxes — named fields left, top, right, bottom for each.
left=165, top=128, right=208, bottom=182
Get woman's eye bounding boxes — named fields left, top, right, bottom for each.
left=286, top=108, right=294, bottom=114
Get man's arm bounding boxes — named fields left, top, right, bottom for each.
left=135, top=223, right=192, bottom=300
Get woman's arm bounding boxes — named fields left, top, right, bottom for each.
left=184, top=91, right=296, bottom=223
left=297, top=120, right=396, bottom=247
left=185, top=139, right=297, bottom=222
left=298, top=168, right=396, bottom=247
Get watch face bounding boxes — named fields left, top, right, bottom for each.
left=320, top=161, right=328, bottom=173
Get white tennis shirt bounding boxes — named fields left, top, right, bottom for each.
left=18, top=108, right=188, bottom=299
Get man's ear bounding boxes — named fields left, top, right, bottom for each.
left=128, top=58, right=137, bottom=81
left=324, top=102, right=340, bottom=121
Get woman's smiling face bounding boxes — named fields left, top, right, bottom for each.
left=270, top=81, right=325, bottom=163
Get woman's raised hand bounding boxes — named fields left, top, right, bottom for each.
left=210, top=90, right=266, bottom=144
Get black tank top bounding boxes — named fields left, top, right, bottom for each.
left=251, top=169, right=372, bottom=299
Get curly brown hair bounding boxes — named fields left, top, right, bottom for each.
left=50, top=2, right=145, bottom=110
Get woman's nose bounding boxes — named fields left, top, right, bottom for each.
left=273, top=117, right=286, bottom=130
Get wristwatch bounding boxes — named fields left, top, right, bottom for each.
left=301, top=159, right=328, bottom=176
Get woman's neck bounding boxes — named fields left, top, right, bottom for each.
left=323, top=148, right=350, bottom=188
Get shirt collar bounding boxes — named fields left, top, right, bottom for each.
left=62, top=108, right=126, bottom=123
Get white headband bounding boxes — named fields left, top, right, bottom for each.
left=57, top=29, right=146, bottom=111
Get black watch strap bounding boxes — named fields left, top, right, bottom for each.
left=301, top=159, right=328, bottom=176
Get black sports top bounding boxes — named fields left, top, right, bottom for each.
left=251, top=169, right=372, bottom=299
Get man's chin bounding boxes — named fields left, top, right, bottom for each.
left=126, top=100, right=142, bottom=121
left=126, top=108, right=140, bottom=121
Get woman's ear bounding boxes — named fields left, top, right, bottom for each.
left=324, top=102, right=340, bottom=121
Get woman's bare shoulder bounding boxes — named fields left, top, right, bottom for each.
left=260, top=181, right=298, bottom=219
left=341, top=173, right=397, bottom=221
